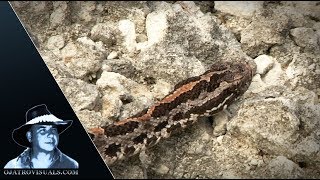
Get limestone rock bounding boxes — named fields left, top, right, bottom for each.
left=290, top=27, right=319, bottom=52
left=118, top=19, right=137, bottom=54
left=76, top=109, right=104, bottom=129
left=96, top=71, right=154, bottom=120
left=46, top=35, right=65, bottom=50
left=254, top=55, right=274, bottom=75
left=56, top=78, right=100, bottom=111
left=267, top=156, right=304, bottom=178
left=91, top=23, right=117, bottom=47
left=228, top=98, right=301, bottom=157
left=240, top=13, right=290, bottom=57
left=50, top=1, right=69, bottom=27
left=60, top=40, right=104, bottom=81
left=214, top=1, right=263, bottom=18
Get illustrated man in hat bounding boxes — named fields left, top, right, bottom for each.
left=4, top=104, right=79, bottom=169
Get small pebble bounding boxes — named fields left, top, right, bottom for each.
left=254, top=55, right=274, bottom=75
left=155, top=164, right=169, bottom=175
left=107, top=51, right=118, bottom=60
left=217, top=135, right=224, bottom=145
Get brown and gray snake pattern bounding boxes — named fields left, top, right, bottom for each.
left=88, top=61, right=254, bottom=165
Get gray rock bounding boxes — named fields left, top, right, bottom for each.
left=40, top=50, right=73, bottom=79
left=96, top=71, right=154, bottom=120
left=100, top=94, right=123, bottom=120
left=220, top=15, right=252, bottom=42
left=212, top=111, right=228, bottom=137
left=285, top=52, right=320, bottom=91
left=46, top=35, right=65, bottom=50
left=267, top=156, right=304, bottom=178
left=248, top=74, right=267, bottom=93
left=73, top=1, right=96, bottom=23
left=221, top=170, right=242, bottom=179
left=228, top=97, right=301, bottom=157
left=240, top=12, right=290, bottom=57
left=269, top=38, right=301, bottom=68
left=50, top=2, right=68, bottom=27
left=56, top=78, right=100, bottom=111
left=134, top=2, right=251, bottom=86
left=91, top=23, right=117, bottom=47
left=60, top=41, right=104, bottom=81
left=23, top=1, right=48, bottom=14
left=254, top=55, right=274, bottom=75
left=214, top=1, right=263, bottom=18
left=270, top=2, right=316, bottom=28
left=149, top=79, right=172, bottom=100
left=290, top=27, right=319, bottom=52
left=283, top=1, right=320, bottom=21
left=154, top=164, right=170, bottom=175
left=102, top=57, right=141, bottom=81
left=294, top=135, right=320, bottom=160
left=43, top=58, right=73, bottom=79
left=313, top=22, right=320, bottom=31
left=76, top=109, right=104, bottom=129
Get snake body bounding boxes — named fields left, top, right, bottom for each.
left=89, top=61, right=254, bottom=165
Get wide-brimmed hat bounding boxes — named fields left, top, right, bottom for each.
left=12, top=104, right=73, bottom=148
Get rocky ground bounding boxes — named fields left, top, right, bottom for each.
left=11, top=1, right=320, bottom=179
